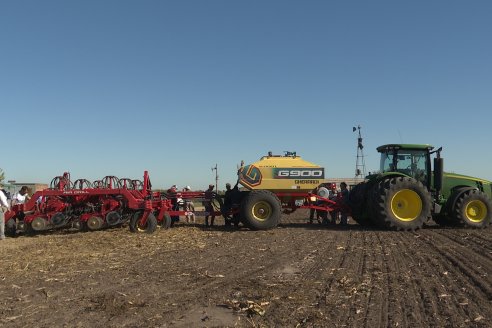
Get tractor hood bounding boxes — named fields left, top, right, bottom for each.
left=443, top=172, right=492, bottom=185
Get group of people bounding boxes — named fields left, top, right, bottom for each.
left=167, top=182, right=241, bottom=229
left=0, top=185, right=31, bottom=240
left=167, top=185, right=197, bottom=226
left=203, top=182, right=241, bottom=228
left=309, top=182, right=350, bottom=226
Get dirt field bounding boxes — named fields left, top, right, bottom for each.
left=1, top=210, right=491, bottom=328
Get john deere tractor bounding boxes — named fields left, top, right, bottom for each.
left=349, top=144, right=492, bottom=230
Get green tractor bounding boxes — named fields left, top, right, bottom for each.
left=349, top=144, right=492, bottom=230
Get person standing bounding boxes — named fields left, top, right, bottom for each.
left=12, top=186, right=31, bottom=205
left=183, top=186, right=196, bottom=224
left=339, top=182, right=350, bottom=226
left=223, top=182, right=240, bottom=227
left=0, top=186, right=10, bottom=240
left=167, top=185, right=180, bottom=226
left=308, top=185, right=319, bottom=224
left=204, top=184, right=216, bottom=227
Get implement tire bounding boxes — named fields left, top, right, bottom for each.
left=240, top=190, right=281, bottom=230
left=160, top=213, right=172, bottom=229
left=372, top=177, right=432, bottom=231
left=453, top=189, right=492, bottom=228
left=130, top=212, right=157, bottom=234
left=5, top=219, right=16, bottom=237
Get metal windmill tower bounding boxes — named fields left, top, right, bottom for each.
left=353, top=125, right=366, bottom=181
left=211, top=164, right=219, bottom=191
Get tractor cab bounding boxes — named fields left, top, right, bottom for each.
left=377, top=144, right=434, bottom=187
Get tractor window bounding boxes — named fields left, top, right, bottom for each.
left=396, top=151, right=428, bottom=183
left=380, top=153, right=395, bottom=172
left=380, top=150, right=428, bottom=183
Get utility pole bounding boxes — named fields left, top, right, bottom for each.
left=353, top=125, right=366, bottom=181
left=211, top=164, right=219, bottom=191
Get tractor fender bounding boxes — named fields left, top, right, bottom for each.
left=444, top=187, right=478, bottom=214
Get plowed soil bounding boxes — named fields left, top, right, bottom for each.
left=1, top=210, right=491, bottom=327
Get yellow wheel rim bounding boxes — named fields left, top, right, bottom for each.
left=391, top=189, right=422, bottom=221
left=251, top=201, right=272, bottom=221
left=465, top=200, right=487, bottom=222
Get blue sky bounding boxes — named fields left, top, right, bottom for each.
left=1, top=0, right=491, bottom=189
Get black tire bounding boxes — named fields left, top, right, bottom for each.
left=24, top=221, right=37, bottom=235
left=106, top=211, right=122, bottom=226
left=51, top=213, right=68, bottom=227
left=240, top=190, right=281, bottom=230
left=366, top=181, right=385, bottom=227
left=160, top=213, right=172, bottom=229
left=372, top=177, right=432, bottom=231
left=5, top=219, right=16, bottom=237
left=452, top=189, right=492, bottom=228
left=348, top=182, right=372, bottom=227
left=130, top=212, right=157, bottom=234
left=77, top=220, right=89, bottom=232
left=129, top=211, right=142, bottom=233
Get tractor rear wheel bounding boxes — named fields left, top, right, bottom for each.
left=372, top=177, right=432, bottom=230
left=130, top=212, right=157, bottom=234
left=240, top=190, right=281, bottom=230
left=453, top=190, right=492, bottom=228
left=348, top=182, right=372, bottom=227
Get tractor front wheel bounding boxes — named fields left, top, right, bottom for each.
left=453, top=190, right=492, bottom=228
left=373, top=177, right=432, bottom=231
left=240, top=190, right=281, bottom=230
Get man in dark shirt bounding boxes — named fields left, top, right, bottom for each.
left=339, top=182, right=350, bottom=226
left=204, top=184, right=216, bottom=227
left=223, top=182, right=241, bottom=227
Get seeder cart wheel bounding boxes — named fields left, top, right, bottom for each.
left=240, top=190, right=281, bottom=230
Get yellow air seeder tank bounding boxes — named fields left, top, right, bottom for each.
left=238, top=152, right=326, bottom=193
